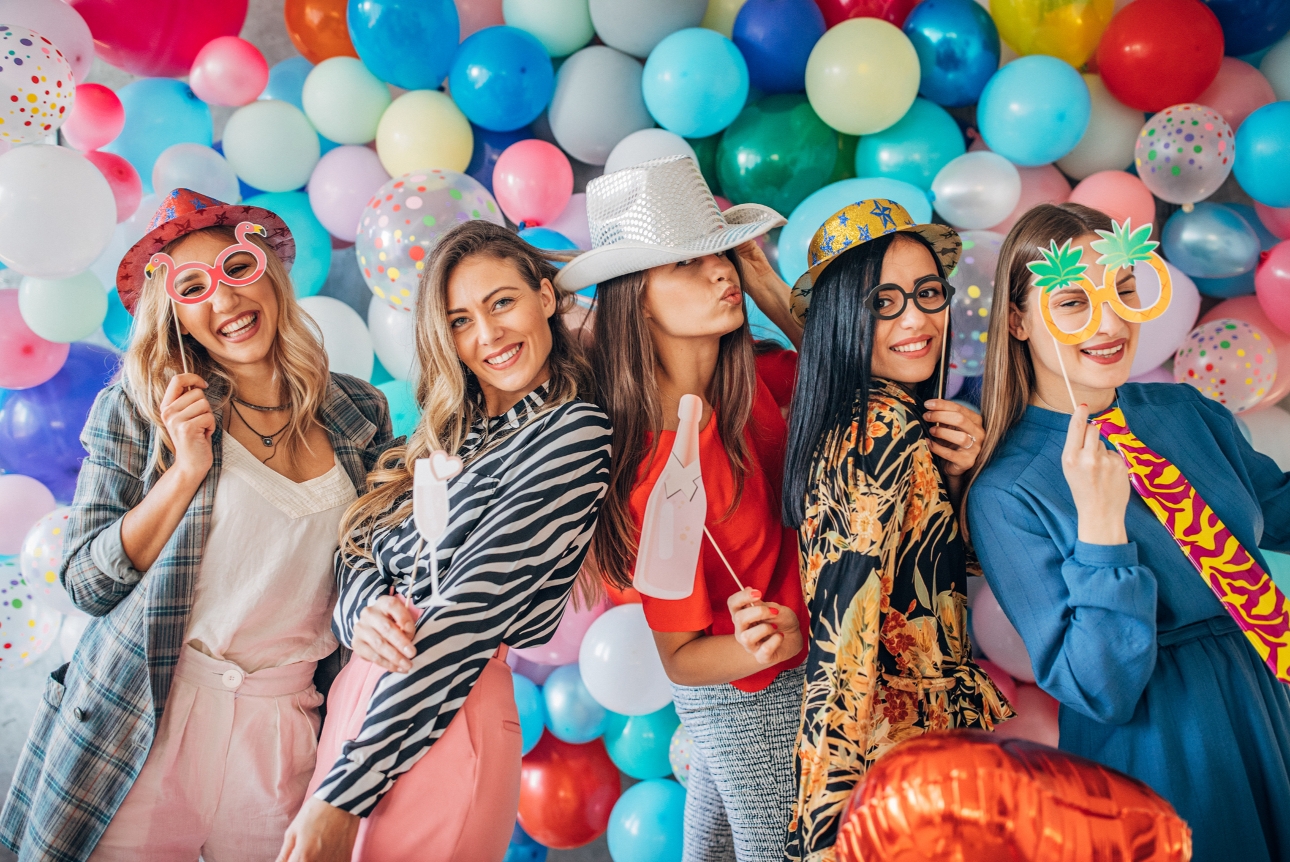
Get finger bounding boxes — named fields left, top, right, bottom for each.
left=929, top=441, right=973, bottom=468
left=755, top=632, right=785, bottom=664
left=274, top=834, right=294, bottom=862
left=726, top=587, right=763, bottom=614
left=163, top=387, right=209, bottom=416
left=172, top=399, right=216, bottom=425
left=921, top=409, right=971, bottom=427
left=1082, top=416, right=1104, bottom=451
left=928, top=425, right=972, bottom=446
left=386, top=599, right=419, bottom=634
left=741, top=621, right=779, bottom=646
left=1065, top=403, right=1091, bottom=451
left=354, top=631, right=411, bottom=673
left=369, top=614, right=416, bottom=657
left=733, top=604, right=777, bottom=630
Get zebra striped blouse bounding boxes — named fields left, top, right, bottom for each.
left=313, top=385, right=612, bottom=816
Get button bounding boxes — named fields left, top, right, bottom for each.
left=221, top=669, right=244, bottom=689
left=73, top=707, right=87, bottom=721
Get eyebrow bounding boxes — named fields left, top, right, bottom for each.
left=1115, top=269, right=1136, bottom=286
left=446, top=284, right=522, bottom=315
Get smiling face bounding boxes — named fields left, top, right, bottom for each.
left=445, top=254, right=557, bottom=416
left=868, top=238, right=948, bottom=385
left=643, top=252, right=745, bottom=341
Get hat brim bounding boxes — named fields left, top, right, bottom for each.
left=553, top=203, right=785, bottom=293
left=116, top=203, right=296, bottom=315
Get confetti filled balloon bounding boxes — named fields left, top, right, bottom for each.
left=0, top=25, right=75, bottom=145
left=356, top=170, right=504, bottom=311
left=0, top=558, right=61, bottom=669
left=1134, top=103, right=1233, bottom=206
left=948, top=229, right=1001, bottom=377
left=20, top=505, right=82, bottom=617
left=1174, top=318, right=1278, bottom=413
left=668, top=721, right=694, bottom=787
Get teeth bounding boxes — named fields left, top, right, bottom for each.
left=485, top=345, right=520, bottom=366
left=219, top=313, right=255, bottom=337
left=892, top=340, right=929, bottom=354
left=1083, top=345, right=1123, bottom=357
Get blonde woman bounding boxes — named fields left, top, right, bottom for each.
left=0, top=190, right=394, bottom=862
left=278, top=220, right=612, bottom=862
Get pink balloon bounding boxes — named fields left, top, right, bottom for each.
left=1067, top=170, right=1155, bottom=229
left=85, top=150, right=143, bottom=223
left=1256, top=241, right=1290, bottom=336
left=188, top=36, right=269, bottom=108
left=308, top=145, right=391, bottom=240
left=61, top=84, right=125, bottom=152
left=456, top=0, right=504, bottom=39
left=1256, top=202, right=1290, bottom=241
left=1201, top=295, right=1290, bottom=408
left=492, top=140, right=574, bottom=228
left=1196, top=57, right=1276, bottom=132
left=988, top=164, right=1071, bottom=235
left=970, top=581, right=1035, bottom=683
left=975, top=658, right=1018, bottom=705
left=0, top=290, right=69, bottom=390
left=0, top=475, right=56, bottom=555
left=993, top=683, right=1060, bottom=747
left=546, top=193, right=591, bottom=249
left=512, top=597, right=610, bottom=666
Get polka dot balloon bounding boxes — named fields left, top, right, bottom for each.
left=356, top=170, right=505, bottom=311
left=0, top=25, right=75, bottom=146
left=1134, top=104, right=1233, bottom=206
left=20, top=506, right=81, bottom=617
left=0, top=558, right=61, bottom=670
left=668, top=721, right=694, bottom=787
left=1174, top=319, right=1278, bottom=414
left=948, top=230, right=1002, bottom=378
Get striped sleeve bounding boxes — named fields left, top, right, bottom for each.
left=314, top=402, right=612, bottom=816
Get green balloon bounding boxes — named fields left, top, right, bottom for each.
left=830, top=134, right=859, bottom=184
left=18, top=271, right=108, bottom=343
left=686, top=133, right=723, bottom=198
left=716, top=94, right=838, bottom=215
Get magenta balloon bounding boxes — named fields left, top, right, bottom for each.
left=61, top=83, right=125, bottom=152
left=970, top=581, right=1036, bottom=683
left=492, top=140, right=573, bottom=228
left=546, top=193, right=591, bottom=250
left=67, top=0, right=248, bottom=78
left=308, top=145, right=391, bottom=240
left=188, top=36, right=268, bottom=108
left=0, top=290, right=68, bottom=389
left=512, top=598, right=610, bottom=666
left=85, top=150, right=143, bottom=223
left=1256, top=241, right=1290, bottom=336
left=0, top=474, right=56, bottom=555
left=1256, top=202, right=1290, bottom=241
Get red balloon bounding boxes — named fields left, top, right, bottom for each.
left=815, top=0, right=919, bottom=28
left=68, top=0, right=248, bottom=78
left=517, top=733, right=621, bottom=849
left=1096, top=0, right=1224, bottom=112
left=84, top=150, right=142, bottom=224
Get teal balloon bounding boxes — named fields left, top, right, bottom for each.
left=854, top=98, right=965, bottom=192
left=542, top=663, right=607, bottom=744
left=607, top=779, right=686, bottom=862
left=369, top=357, right=394, bottom=386
left=376, top=378, right=420, bottom=438
left=1267, top=550, right=1290, bottom=597
left=513, top=672, right=546, bottom=755
left=603, top=703, right=681, bottom=780
left=102, top=289, right=134, bottom=352
left=244, top=192, right=332, bottom=297
left=102, top=78, right=213, bottom=194
left=716, top=94, right=838, bottom=215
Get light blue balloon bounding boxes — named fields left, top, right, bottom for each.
left=102, top=78, right=213, bottom=194
left=513, top=672, right=546, bottom=755
left=244, top=192, right=332, bottom=297
left=262, top=56, right=314, bottom=109
left=642, top=28, right=749, bottom=138
left=854, top=98, right=966, bottom=192
left=778, top=178, right=932, bottom=284
left=519, top=226, right=578, bottom=257
left=977, top=56, right=1090, bottom=167
left=348, top=0, right=460, bottom=90
left=376, top=379, right=420, bottom=438
left=1162, top=203, right=1262, bottom=279
left=604, top=704, right=681, bottom=780
left=542, top=663, right=607, bottom=744
left=102, top=289, right=134, bottom=352
left=607, top=779, right=686, bottom=862
left=449, top=26, right=555, bottom=132
left=1223, top=203, right=1281, bottom=251
left=1234, top=101, right=1290, bottom=207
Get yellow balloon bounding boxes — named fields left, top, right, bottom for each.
left=805, top=18, right=920, bottom=136
left=990, top=0, right=1114, bottom=68
left=701, top=0, right=749, bottom=37
left=375, top=90, right=474, bottom=176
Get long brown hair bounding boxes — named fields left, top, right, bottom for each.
left=588, top=254, right=761, bottom=591
left=963, top=203, right=1113, bottom=530
left=339, top=220, right=592, bottom=560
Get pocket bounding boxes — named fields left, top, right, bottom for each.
left=502, top=720, right=521, bottom=734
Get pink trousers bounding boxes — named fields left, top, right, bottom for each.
left=90, top=646, right=323, bottom=862
left=306, top=646, right=522, bottom=862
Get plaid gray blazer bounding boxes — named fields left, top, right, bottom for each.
left=0, top=372, right=394, bottom=862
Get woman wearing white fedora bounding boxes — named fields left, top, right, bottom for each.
left=560, top=155, right=807, bottom=862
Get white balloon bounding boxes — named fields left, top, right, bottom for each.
left=1056, top=75, right=1143, bottom=181
left=931, top=152, right=1020, bottom=230
left=367, top=295, right=418, bottom=382
left=1129, top=261, right=1200, bottom=377
left=0, top=558, right=61, bottom=670
left=89, top=192, right=159, bottom=292
left=0, top=144, right=116, bottom=278
left=1260, top=33, right=1290, bottom=102
left=151, top=143, right=241, bottom=204
left=578, top=603, right=673, bottom=715
left=1242, top=406, right=1290, bottom=471
left=588, top=0, right=706, bottom=58
left=59, top=614, right=89, bottom=664
left=20, top=506, right=86, bottom=618
left=604, top=129, right=697, bottom=175
left=548, top=46, right=654, bottom=165
left=299, top=296, right=374, bottom=380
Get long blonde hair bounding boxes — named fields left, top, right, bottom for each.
left=338, top=220, right=592, bottom=561
left=122, top=225, right=331, bottom=472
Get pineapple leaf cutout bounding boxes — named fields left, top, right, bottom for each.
left=1027, top=239, right=1089, bottom=294
left=1090, top=219, right=1158, bottom=272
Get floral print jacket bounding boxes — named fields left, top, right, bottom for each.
left=786, top=380, right=1013, bottom=862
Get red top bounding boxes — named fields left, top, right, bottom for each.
left=630, top=349, right=808, bottom=693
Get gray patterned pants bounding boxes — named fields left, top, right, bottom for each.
left=672, top=663, right=806, bottom=862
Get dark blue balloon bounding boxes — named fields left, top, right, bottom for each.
left=449, top=26, right=554, bottom=132
left=0, top=345, right=120, bottom=503
left=732, top=0, right=826, bottom=94
left=466, top=124, right=534, bottom=193
left=348, top=0, right=460, bottom=90
left=903, top=0, right=1001, bottom=108
left=503, top=821, right=548, bottom=862
left=1201, top=0, right=1290, bottom=56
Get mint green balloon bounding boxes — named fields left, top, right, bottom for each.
left=503, top=0, right=595, bottom=57
left=302, top=57, right=392, bottom=145
left=18, top=271, right=108, bottom=343
left=222, top=101, right=321, bottom=193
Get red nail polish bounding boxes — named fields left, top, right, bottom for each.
left=771, top=623, right=779, bottom=630
left=770, top=606, right=780, bottom=615
left=750, top=590, right=762, bottom=600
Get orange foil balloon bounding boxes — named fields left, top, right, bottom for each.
left=284, top=0, right=359, bottom=64
left=835, top=731, right=1192, bottom=862
left=518, top=732, right=621, bottom=849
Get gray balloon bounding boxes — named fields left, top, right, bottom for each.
left=589, top=0, right=707, bottom=58
left=548, top=46, right=655, bottom=166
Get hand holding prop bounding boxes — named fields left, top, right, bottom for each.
left=412, top=451, right=463, bottom=608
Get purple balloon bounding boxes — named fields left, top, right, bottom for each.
left=307, top=145, right=391, bottom=240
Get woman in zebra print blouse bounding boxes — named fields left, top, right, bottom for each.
left=277, top=221, right=612, bottom=861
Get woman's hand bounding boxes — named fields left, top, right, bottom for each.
left=923, top=399, right=985, bottom=477
left=276, top=798, right=360, bottom=862
left=159, top=373, right=215, bottom=484
left=1062, top=404, right=1130, bottom=546
left=727, top=587, right=802, bottom=666
left=353, top=595, right=418, bottom=673
left=731, top=241, right=803, bottom=349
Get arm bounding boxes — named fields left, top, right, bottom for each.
left=734, top=241, right=803, bottom=350
left=653, top=587, right=803, bottom=687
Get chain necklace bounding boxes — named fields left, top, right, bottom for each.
left=230, top=400, right=291, bottom=448
left=232, top=395, right=289, bottom=412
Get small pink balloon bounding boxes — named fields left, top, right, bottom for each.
left=84, top=150, right=143, bottom=223
left=974, top=658, right=1018, bottom=704
left=511, top=597, right=610, bottom=666
left=1201, top=295, right=1290, bottom=407
left=456, top=0, right=504, bottom=39
left=492, top=140, right=574, bottom=228
left=1196, top=58, right=1276, bottom=132
left=988, top=164, right=1071, bottom=235
left=994, top=683, right=1060, bottom=747
left=308, top=145, right=391, bottom=239
left=970, top=581, right=1035, bottom=683
left=60, top=84, right=125, bottom=152
left=1256, top=202, right=1290, bottom=241
left=1256, top=241, right=1290, bottom=336
left=188, top=36, right=270, bottom=108
left=0, top=290, right=69, bottom=390
left=546, top=193, right=591, bottom=249
left=0, top=474, right=57, bottom=555
left=1067, top=170, right=1155, bottom=231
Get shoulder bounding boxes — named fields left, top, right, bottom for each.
left=84, top=381, right=150, bottom=442
left=862, top=386, right=921, bottom=445
left=330, top=373, right=388, bottom=418
left=755, top=347, right=797, bottom=409
left=538, top=398, right=613, bottom=440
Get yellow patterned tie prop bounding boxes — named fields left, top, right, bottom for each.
left=1093, top=407, right=1290, bottom=683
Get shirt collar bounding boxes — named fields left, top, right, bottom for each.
left=459, top=381, right=552, bottom=460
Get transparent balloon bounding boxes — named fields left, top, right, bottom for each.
left=1174, top=318, right=1278, bottom=413
left=0, top=558, right=61, bottom=669
left=0, top=26, right=75, bottom=146
left=1134, top=103, right=1233, bottom=206
left=20, top=506, right=83, bottom=617
left=948, top=230, right=1002, bottom=376
left=668, top=721, right=694, bottom=786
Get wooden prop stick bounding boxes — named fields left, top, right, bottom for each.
left=936, top=305, right=949, bottom=401
left=172, top=301, right=190, bottom=375
left=1050, top=327, right=1079, bottom=413
left=702, top=525, right=745, bottom=591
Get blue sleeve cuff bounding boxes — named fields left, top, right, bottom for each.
left=1073, top=540, right=1139, bottom=568
left=89, top=517, right=144, bottom=586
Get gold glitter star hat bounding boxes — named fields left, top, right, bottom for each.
left=790, top=199, right=961, bottom=325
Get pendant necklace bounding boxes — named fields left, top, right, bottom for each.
left=232, top=395, right=289, bottom=412
left=230, top=400, right=291, bottom=448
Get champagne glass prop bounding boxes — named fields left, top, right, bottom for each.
left=413, top=451, right=463, bottom=608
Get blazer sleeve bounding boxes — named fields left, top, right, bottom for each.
left=968, top=481, right=1159, bottom=725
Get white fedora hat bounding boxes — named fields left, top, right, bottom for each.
left=553, top=155, right=785, bottom=293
